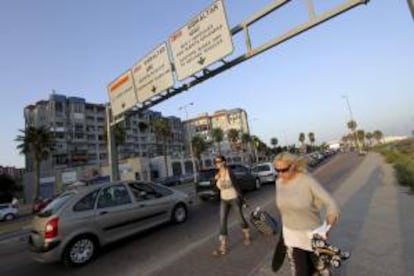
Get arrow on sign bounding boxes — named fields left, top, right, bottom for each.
left=198, top=56, right=206, bottom=65
left=151, top=86, right=157, bottom=93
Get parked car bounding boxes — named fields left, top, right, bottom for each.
left=195, top=164, right=259, bottom=201
left=0, top=203, right=18, bottom=221
left=251, top=162, right=278, bottom=185
left=32, top=198, right=53, bottom=214
left=28, top=181, right=191, bottom=266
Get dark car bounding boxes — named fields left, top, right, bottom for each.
left=195, top=165, right=259, bottom=201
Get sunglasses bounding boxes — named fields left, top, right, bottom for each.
left=275, top=165, right=291, bottom=173
left=214, top=160, right=223, bottom=164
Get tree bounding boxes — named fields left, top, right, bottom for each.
left=373, top=130, right=384, bottom=144
left=15, top=126, right=54, bottom=200
left=346, top=120, right=358, bottom=149
left=227, top=128, right=240, bottom=151
left=241, top=133, right=251, bottom=152
left=308, top=132, right=315, bottom=149
left=152, top=118, right=172, bottom=177
left=357, top=129, right=366, bottom=148
left=270, top=137, right=278, bottom=148
left=251, top=136, right=260, bottom=164
left=191, top=135, right=208, bottom=170
left=210, top=128, right=224, bottom=154
left=298, top=132, right=306, bottom=152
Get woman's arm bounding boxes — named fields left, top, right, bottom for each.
left=308, top=175, right=340, bottom=226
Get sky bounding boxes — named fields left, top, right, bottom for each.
left=0, top=0, right=413, bottom=168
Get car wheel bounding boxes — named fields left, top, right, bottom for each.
left=4, top=213, right=16, bottom=221
left=171, top=204, right=187, bottom=224
left=255, top=178, right=262, bottom=190
left=63, top=235, right=98, bottom=267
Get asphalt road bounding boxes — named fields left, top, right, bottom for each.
left=0, top=152, right=363, bottom=276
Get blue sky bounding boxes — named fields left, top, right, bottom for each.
left=1, top=0, right=413, bottom=167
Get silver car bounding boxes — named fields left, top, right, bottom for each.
left=0, top=203, right=18, bottom=221
left=251, top=162, right=278, bottom=185
left=28, top=181, right=191, bottom=266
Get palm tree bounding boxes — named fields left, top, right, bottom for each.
left=251, top=136, right=260, bottom=164
left=357, top=129, right=365, bottom=149
left=191, top=135, right=208, bottom=170
left=241, top=133, right=251, bottom=152
left=298, top=132, right=306, bottom=153
left=15, top=126, right=54, bottom=200
left=373, top=130, right=384, bottom=144
left=270, top=137, right=278, bottom=148
left=227, top=128, right=240, bottom=151
left=152, top=117, right=172, bottom=177
left=346, top=120, right=358, bottom=149
left=210, top=128, right=224, bottom=154
left=308, top=132, right=315, bottom=150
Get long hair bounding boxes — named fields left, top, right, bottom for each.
left=273, top=152, right=307, bottom=173
left=215, top=155, right=228, bottom=169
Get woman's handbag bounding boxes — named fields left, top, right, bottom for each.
left=271, top=232, right=287, bottom=272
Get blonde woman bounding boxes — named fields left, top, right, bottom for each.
left=273, top=152, right=339, bottom=275
left=212, top=155, right=250, bottom=256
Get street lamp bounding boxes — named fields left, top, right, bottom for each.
left=178, top=102, right=197, bottom=183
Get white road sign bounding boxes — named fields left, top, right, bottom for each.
left=169, top=0, right=234, bottom=81
left=132, top=43, right=174, bottom=103
left=107, top=70, right=137, bottom=118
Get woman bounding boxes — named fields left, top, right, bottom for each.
left=212, top=155, right=251, bottom=256
left=274, top=152, right=339, bottom=275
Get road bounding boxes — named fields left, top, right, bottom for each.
left=0, top=153, right=363, bottom=276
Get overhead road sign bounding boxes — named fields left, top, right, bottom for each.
left=132, top=43, right=174, bottom=103
left=107, top=70, right=137, bottom=118
left=169, top=0, right=234, bottom=81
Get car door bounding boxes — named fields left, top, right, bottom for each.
left=94, top=184, right=136, bottom=243
left=127, top=182, right=173, bottom=229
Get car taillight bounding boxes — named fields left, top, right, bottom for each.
left=44, top=217, right=59, bottom=239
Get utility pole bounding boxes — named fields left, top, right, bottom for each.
left=178, top=102, right=197, bottom=183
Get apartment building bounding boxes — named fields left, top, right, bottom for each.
left=183, top=108, right=250, bottom=145
left=0, top=166, right=25, bottom=179
left=23, top=94, right=185, bottom=173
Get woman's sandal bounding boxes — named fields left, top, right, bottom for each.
left=211, top=248, right=227, bottom=256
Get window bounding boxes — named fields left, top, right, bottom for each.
left=73, top=190, right=99, bottom=212
left=128, top=182, right=164, bottom=201
left=97, top=185, right=131, bottom=208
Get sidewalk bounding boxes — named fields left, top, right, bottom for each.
left=254, top=152, right=414, bottom=275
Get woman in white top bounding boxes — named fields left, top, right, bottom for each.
left=274, top=152, right=339, bottom=275
left=212, top=155, right=250, bottom=256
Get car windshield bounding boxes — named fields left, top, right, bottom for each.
left=37, top=193, right=75, bottom=218
left=257, top=164, right=271, bottom=172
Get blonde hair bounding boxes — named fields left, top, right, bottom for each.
left=273, top=152, right=308, bottom=173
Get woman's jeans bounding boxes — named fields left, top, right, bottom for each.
left=219, top=197, right=249, bottom=236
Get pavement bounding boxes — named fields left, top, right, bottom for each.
left=252, top=152, right=414, bottom=275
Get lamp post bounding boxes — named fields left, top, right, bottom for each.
left=178, top=102, right=197, bottom=183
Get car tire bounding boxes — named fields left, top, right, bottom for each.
left=4, top=213, right=16, bottom=221
left=62, top=235, right=98, bottom=267
left=255, top=178, right=262, bottom=190
left=171, top=203, right=187, bottom=224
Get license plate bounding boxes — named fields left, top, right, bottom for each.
left=198, top=181, right=211, bottom=186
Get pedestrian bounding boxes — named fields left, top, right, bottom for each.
left=273, top=152, right=340, bottom=275
left=212, top=155, right=251, bottom=256
left=11, top=197, right=19, bottom=208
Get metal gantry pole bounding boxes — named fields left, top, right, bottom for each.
left=106, top=105, right=120, bottom=181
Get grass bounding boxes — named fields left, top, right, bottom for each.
left=374, top=138, right=414, bottom=192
